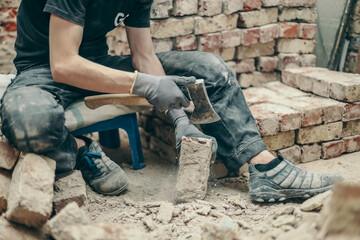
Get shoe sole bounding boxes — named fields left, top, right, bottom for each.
left=92, top=182, right=128, bottom=196
left=250, top=185, right=333, bottom=203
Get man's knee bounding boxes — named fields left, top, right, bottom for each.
left=1, top=87, right=65, bottom=153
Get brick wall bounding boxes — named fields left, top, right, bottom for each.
left=344, top=0, right=360, bottom=73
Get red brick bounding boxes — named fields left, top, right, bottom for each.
left=250, top=104, right=280, bottom=136
left=236, top=59, right=255, bottom=73
left=243, top=0, right=262, bottom=11
left=300, top=54, right=316, bottom=67
left=0, top=141, right=19, bottom=170
left=344, top=135, right=360, bottom=153
left=278, top=53, right=300, bottom=70
left=221, top=29, right=241, bottom=48
left=282, top=0, right=316, bottom=7
left=176, top=35, right=197, bottom=51
left=299, top=23, right=317, bottom=39
left=279, top=22, right=298, bottom=38
left=242, top=27, right=260, bottom=46
left=301, top=144, right=321, bottom=163
left=321, top=140, right=345, bottom=159
left=236, top=41, right=275, bottom=59
left=257, top=56, right=278, bottom=72
left=343, top=103, right=360, bottom=122
left=0, top=7, right=17, bottom=19
left=198, top=33, right=221, bottom=52
left=278, top=145, right=301, bottom=164
left=198, top=0, right=222, bottom=16
left=259, top=24, right=279, bottom=43
left=1, top=21, right=16, bottom=32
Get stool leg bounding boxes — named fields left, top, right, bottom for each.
left=99, top=129, right=121, bottom=148
left=123, top=114, right=146, bottom=169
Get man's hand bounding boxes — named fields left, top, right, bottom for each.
left=132, top=72, right=196, bottom=112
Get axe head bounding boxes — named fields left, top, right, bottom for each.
left=183, top=79, right=220, bottom=124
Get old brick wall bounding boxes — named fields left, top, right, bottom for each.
left=344, top=0, right=360, bottom=73
left=0, top=0, right=318, bottom=80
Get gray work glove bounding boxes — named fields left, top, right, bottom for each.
left=168, top=108, right=218, bottom=162
left=132, top=72, right=196, bottom=112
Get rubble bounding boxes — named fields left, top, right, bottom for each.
left=300, top=190, right=332, bottom=212
left=175, top=137, right=213, bottom=203
left=5, top=153, right=56, bottom=228
left=0, top=216, right=45, bottom=240
left=157, top=201, right=174, bottom=224
left=0, top=140, right=19, bottom=170
left=53, top=170, right=87, bottom=214
left=0, top=168, right=11, bottom=213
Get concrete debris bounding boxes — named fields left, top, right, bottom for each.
left=196, top=205, right=211, bottom=216
left=60, top=223, right=151, bottom=240
left=0, top=216, right=45, bottom=240
left=272, top=215, right=297, bottom=228
left=143, top=215, right=156, bottom=231
left=6, top=153, right=56, bottom=228
left=157, top=201, right=174, bottom=224
left=0, top=168, right=11, bottom=213
left=175, top=137, right=213, bottom=203
left=300, top=190, right=332, bottom=212
left=53, top=170, right=87, bottom=214
left=0, top=140, right=19, bottom=170
left=276, top=222, right=317, bottom=240
left=202, top=218, right=240, bottom=240
left=46, top=202, right=90, bottom=240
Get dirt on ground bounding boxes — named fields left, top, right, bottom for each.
left=83, top=132, right=360, bottom=240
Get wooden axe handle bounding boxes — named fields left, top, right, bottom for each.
left=85, top=94, right=152, bottom=109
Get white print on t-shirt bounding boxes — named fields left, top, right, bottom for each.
left=114, top=12, right=129, bottom=26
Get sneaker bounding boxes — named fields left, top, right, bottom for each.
left=75, top=136, right=128, bottom=195
left=248, top=155, right=344, bottom=203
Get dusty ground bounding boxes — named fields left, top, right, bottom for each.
left=83, top=132, right=360, bottom=239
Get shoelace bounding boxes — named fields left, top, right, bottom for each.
left=82, top=152, right=103, bottom=177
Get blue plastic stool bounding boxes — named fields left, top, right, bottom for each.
left=71, top=113, right=146, bottom=169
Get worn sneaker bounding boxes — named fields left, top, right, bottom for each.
left=75, top=136, right=128, bottom=195
left=249, top=155, right=344, bottom=203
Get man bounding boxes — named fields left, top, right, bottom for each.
left=1, top=0, right=343, bottom=201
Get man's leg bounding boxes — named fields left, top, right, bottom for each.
left=1, top=66, right=128, bottom=195
left=156, top=51, right=343, bottom=202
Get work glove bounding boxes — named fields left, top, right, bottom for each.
left=168, top=108, right=218, bottom=162
left=131, top=72, right=196, bottom=112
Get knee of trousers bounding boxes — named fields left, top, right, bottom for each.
left=1, top=87, right=66, bottom=153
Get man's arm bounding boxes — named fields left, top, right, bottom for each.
left=49, top=14, right=135, bottom=93
left=125, top=26, right=165, bottom=76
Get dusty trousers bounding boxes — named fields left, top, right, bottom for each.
left=0, top=51, right=267, bottom=172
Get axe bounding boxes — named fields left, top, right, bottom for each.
left=84, top=79, right=220, bottom=124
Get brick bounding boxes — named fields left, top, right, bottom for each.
left=278, top=53, right=300, bottom=70
left=156, top=202, right=174, bottom=223
left=199, top=33, right=221, bottom=52
left=173, top=0, right=198, bottom=16
left=321, top=140, right=345, bottom=159
left=282, top=0, right=316, bottom=7
left=298, top=23, right=317, bottom=39
left=175, top=35, right=197, bottom=51
left=150, top=137, right=177, bottom=164
left=260, top=24, right=279, bottom=43
left=216, top=47, right=236, bottom=61
left=263, top=131, right=295, bottom=151
left=1, top=21, right=16, bottom=32
left=226, top=61, right=237, bottom=76
left=261, top=0, right=281, bottom=7
left=304, top=96, right=345, bottom=124
left=343, top=120, right=360, bottom=137
left=221, top=29, right=241, bottom=48
left=239, top=71, right=279, bottom=88
left=263, top=81, right=310, bottom=98
left=243, top=0, right=261, bottom=11
left=198, top=0, right=222, bottom=16
left=297, top=122, right=343, bottom=145
left=238, top=8, right=278, bottom=28
left=0, top=140, right=19, bottom=170
left=61, top=224, right=150, bottom=240
left=281, top=67, right=329, bottom=88
left=153, top=118, right=176, bottom=146
left=150, top=0, right=173, bottom=19
left=344, top=135, right=360, bottom=153
left=0, top=216, right=42, bottom=240
left=175, top=137, right=212, bottom=203
left=330, top=76, right=360, bottom=103
left=278, top=145, right=301, bottom=164
left=243, top=86, right=287, bottom=105
left=53, top=170, right=87, bottom=214
left=250, top=104, right=280, bottom=136
left=257, top=56, right=278, bottom=72
left=6, top=153, right=56, bottom=228
left=194, top=14, right=238, bottom=35
left=279, top=8, right=317, bottom=23
left=343, top=103, right=360, bottom=122
left=151, top=17, right=194, bottom=38
left=223, top=0, right=244, bottom=14
left=236, top=59, right=255, bottom=73
left=344, top=52, right=357, bottom=73
left=0, top=169, right=10, bottom=213
left=278, top=22, right=298, bottom=38
left=0, top=0, right=21, bottom=7
left=301, top=144, right=321, bottom=163
left=46, top=202, right=89, bottom=240
left=152, top=38, right=173, bottom=52
left=300, top=54, right=316, bottom=67
left=242, top=27, right=260, bottom=46
left=277, top=39, right=316, bottom=54
left=210, top=159, right=228, bottom=179
left=139, top=128, right=151, bottom=149
left=236, top=41, right=275, bottom=59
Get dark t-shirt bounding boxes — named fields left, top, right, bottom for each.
left=13, top=0, right=153, bottom=73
